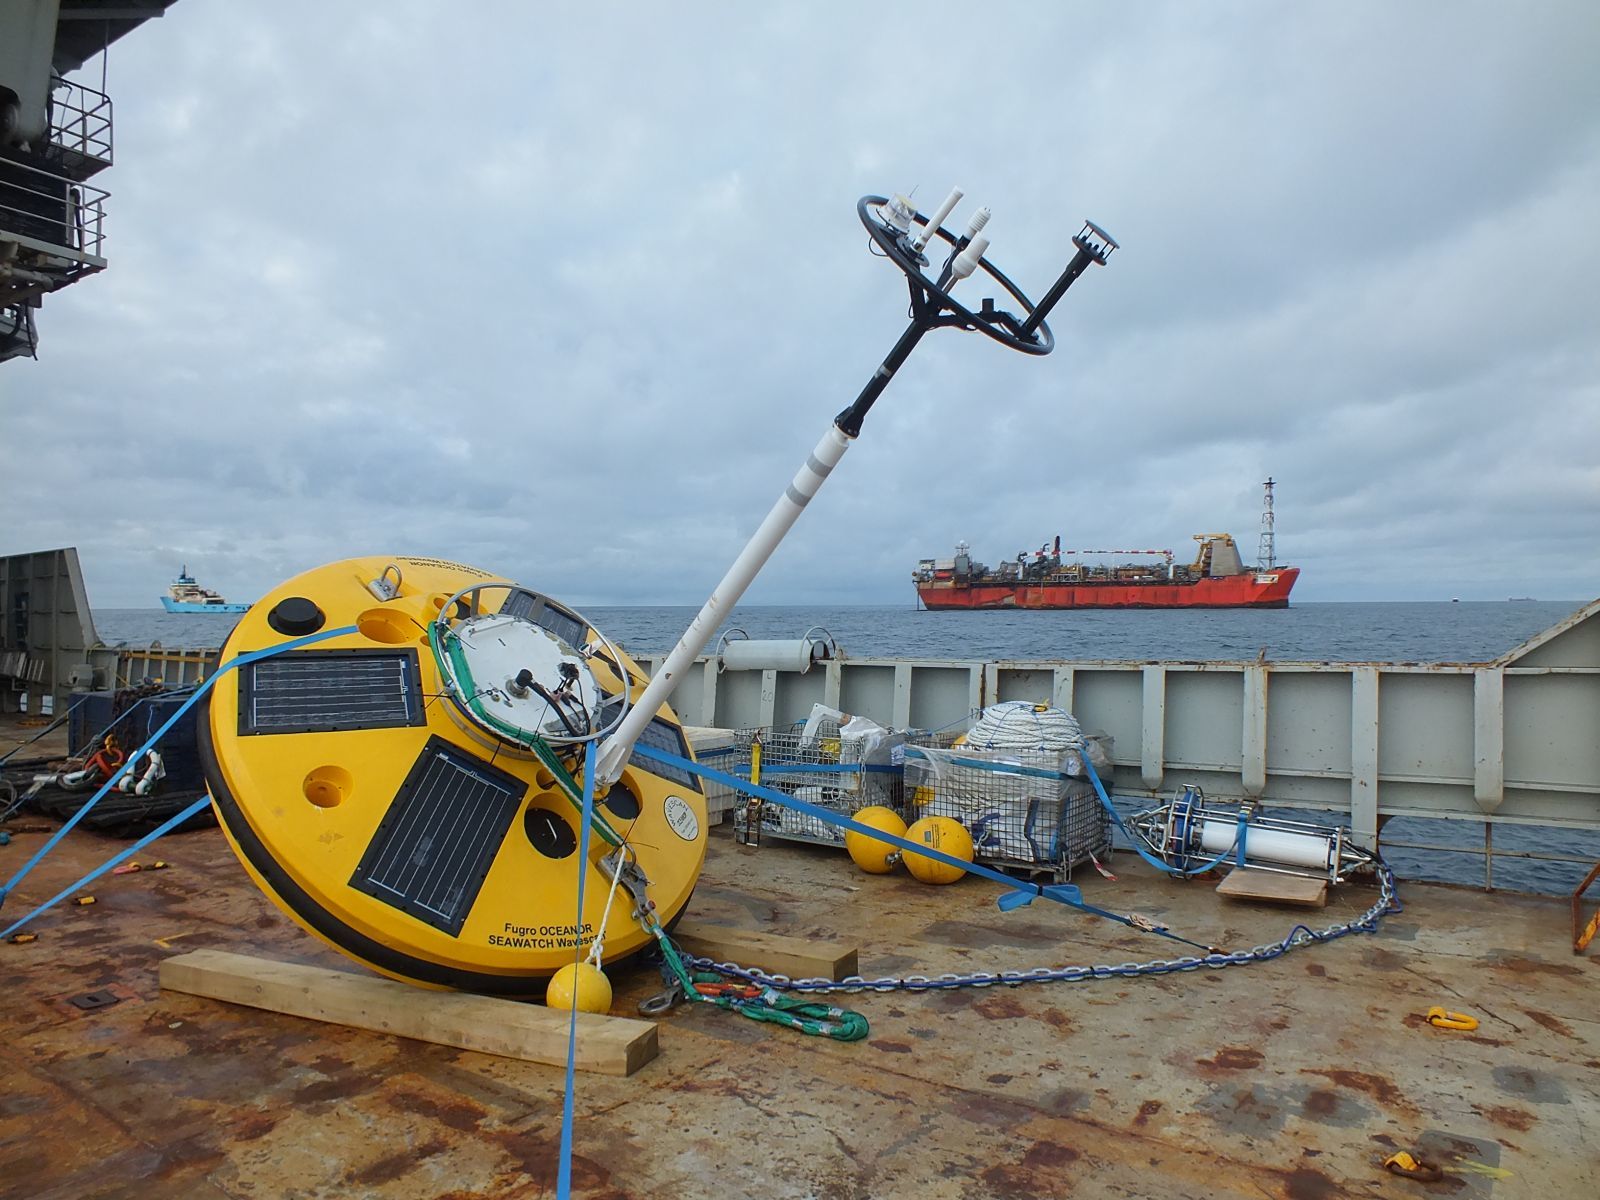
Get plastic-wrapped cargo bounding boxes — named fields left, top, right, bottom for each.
left=684, top=726, right=741, bottom=825
left=901, top=702, right=1113, bottom=881
left=732, top=704, right=905, bottom=847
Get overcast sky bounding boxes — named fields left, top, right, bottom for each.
left=4, top=1, right=1598, bottom=608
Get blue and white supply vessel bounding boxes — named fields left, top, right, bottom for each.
left=160, top=566, right=250, bottom=613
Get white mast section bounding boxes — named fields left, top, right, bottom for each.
left=594, top=425, right=852, bottom=785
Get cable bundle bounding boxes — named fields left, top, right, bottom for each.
left=964, top=701, right=1084, bottom=752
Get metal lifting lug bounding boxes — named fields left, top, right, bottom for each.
left=602, top=851, right=659, bottom=931
left=366, top=563, right=403, bottom=601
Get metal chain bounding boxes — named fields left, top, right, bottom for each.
left=684, top=866, right=1400, bottom=995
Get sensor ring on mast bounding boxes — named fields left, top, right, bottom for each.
left=857, top=194, right=1055, bottom=357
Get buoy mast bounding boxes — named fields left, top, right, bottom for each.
left=596, top=187, right=1115, bottom=784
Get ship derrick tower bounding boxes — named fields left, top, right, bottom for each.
left=1257, top=478, right=1276, bottom=571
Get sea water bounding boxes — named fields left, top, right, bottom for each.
left=91, top=599, right=1583, bottom=663
left=90, top=600, right=1597, bottom=896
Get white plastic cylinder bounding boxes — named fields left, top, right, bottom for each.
left=1198, top=819, right=1330, bottom=870
left=950, top=234, right=990, bottom=283
left=720, top=640, right=826, bottom=673
left=910, top=186, right=964, bottom=251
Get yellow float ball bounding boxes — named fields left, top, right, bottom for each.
left=902, top=816, right=974, bottom=885
left=845, top=806, right=908, bottom=874
left=546, top=961, right=613, bottom=1014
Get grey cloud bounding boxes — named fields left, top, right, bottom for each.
left=4, top=1, right=1597, bottom=609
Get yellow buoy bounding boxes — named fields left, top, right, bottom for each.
left=845, top=806, right=907, bottom=874
left=547, top=961, right=613, bottom=1013
left=902, top=816, right=973, bottom=885
left=199, top=555, right=707, bottom=995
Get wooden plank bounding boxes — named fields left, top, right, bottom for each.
left=158, top=949, right=656, bottom=1076
left=673, top=921, right=858, bottom=980
left=1216, top=868, right=1327, bottom=909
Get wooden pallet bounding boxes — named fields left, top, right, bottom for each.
left=1216, top=868, right=1327, bottom=908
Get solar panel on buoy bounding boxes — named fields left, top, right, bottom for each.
left=238, top=650, right=424, bottom=735
left=349, top=737, right=527, bottom=936
left=599, top=698, right=700, bottom=793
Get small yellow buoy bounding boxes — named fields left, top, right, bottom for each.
left=902, top=816, right=974, bottom=885
left=845, top=806, right=908, bottom=874
left=546, top=961, right=613, bottom=1014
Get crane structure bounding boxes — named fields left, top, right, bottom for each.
left=0, top=0, right=177, bottom=362
left=1257, top=477, right=1277, bottom=571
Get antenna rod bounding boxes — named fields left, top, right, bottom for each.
left=833, top=316, right=932, bottom=438
left=1019, top=221, right=1117, bottom=338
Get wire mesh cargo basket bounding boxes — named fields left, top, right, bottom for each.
left=901, top=740, right=1112, bottom=881
left=729, top=716, right=905, bottom=848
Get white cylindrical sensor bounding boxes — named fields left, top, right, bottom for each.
left=950, top=234, right=990, bottom=283
left=910, top=186, right=964, bottom=251
left=1197, top=819, right=1331, bottom=871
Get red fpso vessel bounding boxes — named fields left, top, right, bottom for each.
left=914, top=533, right=1300, bottom=610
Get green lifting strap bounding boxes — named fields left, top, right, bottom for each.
left=649, top=927, right=869, bottom=1041
left=689, top=971, right=870, bottom=1041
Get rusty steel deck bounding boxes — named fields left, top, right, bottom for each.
left=1, top=819, right=1596, bottom=1200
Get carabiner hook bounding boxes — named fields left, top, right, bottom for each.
left=638, top=984, right=682, bottom=1017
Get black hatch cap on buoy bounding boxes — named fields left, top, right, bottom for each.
left=267, top=595, right=326, bottom=637
left=349, top=736, right=527, bottom=937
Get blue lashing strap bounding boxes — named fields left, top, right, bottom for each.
left=750, top=762, right=899, bottom=775
left=556, top=740, right=598, bottom=1200
left=0, top=624, right=359, bottom=915
left=0, top=794, right=213, bottom=940
left=902, top=745, right=1071, bottom=782
left=1080, top=760, right=1240, bottom=879
left=628, top=742, right=1208, bottom=944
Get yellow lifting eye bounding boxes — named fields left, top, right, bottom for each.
left=1424, top=1006, right=1479, bottom=1031
left=1383, top=1152, right=1443, bottom=1182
